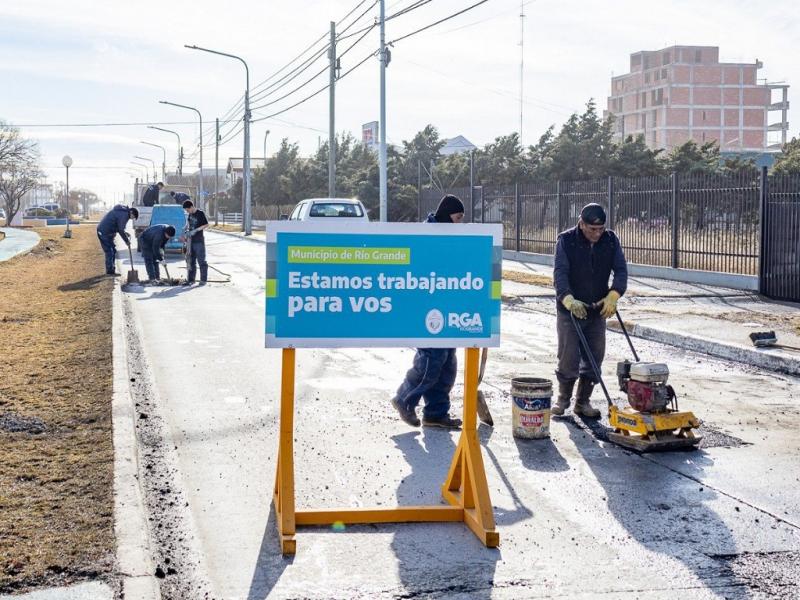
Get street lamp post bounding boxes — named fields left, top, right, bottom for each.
left=130, top=162, right=149, bottom=184
left=185, top=44, right=251, bottom=235
left=62, top=155, right=72, bottom=238
left=134, top=155, right=158, bottom=183
left=263, top=129, right=270, bottom=165
left=141, top=141, right=167, bottom=182
left=160, top=100, right=204, bottom=209
left=147, top=126, right=182, bottom=176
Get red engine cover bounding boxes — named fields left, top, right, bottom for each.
left=627, top=380, right=669, bottom=412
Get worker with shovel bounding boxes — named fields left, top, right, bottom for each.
left=180, top=199, right=209, bottom=285
left=551, top=203, right=627, bottom=418
left=139, top=224, right=176, bottom=283
left=96, top=205, right=138, bottom=276
left=390, top=194, right=466, bottom=430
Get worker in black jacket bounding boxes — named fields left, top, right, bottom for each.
left=552, top=203, right=628, bottom=418
left=141, top=182, right=164, bottom=207
left=139, top=224, right=176, bottom=281
left=96, top=205, right=139, bottom=275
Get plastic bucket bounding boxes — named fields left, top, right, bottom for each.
left=511, top=377, right=552, bottom=439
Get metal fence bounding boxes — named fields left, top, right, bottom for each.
left=421, top=171, right=764, bottom=276
left=761, top=173, right=800, bottom=301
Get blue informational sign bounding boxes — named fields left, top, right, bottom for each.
left=265, top=222, right=503, bottom=348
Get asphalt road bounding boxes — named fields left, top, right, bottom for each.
left=118, top=231, right=800, bottom=600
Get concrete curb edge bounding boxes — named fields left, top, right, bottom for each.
left=112, top=281, right=162, bottom=600
left=209, top=228, right=265, bottom=244
left=607, top=319, right=800, bottom=377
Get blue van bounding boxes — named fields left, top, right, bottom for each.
left=149, top=205, right=186, bottom=252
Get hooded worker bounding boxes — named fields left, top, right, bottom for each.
left=96, top=205, right=138, bottom=276
left=139, top=224, right=176, bottom=282
left=390, top=194, right=466, bottom=430
left=552, top=203, right=628, bottom=418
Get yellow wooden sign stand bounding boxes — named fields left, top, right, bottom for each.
left=273, top=346, right=499, bottom=555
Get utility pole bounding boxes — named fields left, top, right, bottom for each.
left=379, top=0, right=388, bottom=221
left=243, top=67, right=252, bottom=236
left=328, top=21, right=337, bottom=198
left=215, top=118, right=220, bottom=225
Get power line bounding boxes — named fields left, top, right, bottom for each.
left=252, top=50, right=377, bottom=124
left=388, top=0, right=491, bottom=45
left=13, top=120, right=237, bottom=128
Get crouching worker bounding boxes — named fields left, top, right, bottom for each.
left=552, top=203, right=628, bottom=418
left=140, top=224, right=176, bottom=282
left=180, top=200, right=209, bottom=284
left=96, top=205, right=138, bottom=276
left=390, top=194, right=466, bottom=429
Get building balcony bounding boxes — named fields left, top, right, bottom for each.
left=768, top=122, right=789, bottom=131
left=768, top=101, right=789, bottom=111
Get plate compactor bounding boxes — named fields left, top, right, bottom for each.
left=570, top=310, right=702, bottom=452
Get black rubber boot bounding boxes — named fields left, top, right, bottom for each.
left=573, top=377, right=600, bottom=418
left=551, top=379, right=575, bottom=416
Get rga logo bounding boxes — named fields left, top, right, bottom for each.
left=425, top=309, right=445, bottom=334
left=448, top=312, right=483, bottom=333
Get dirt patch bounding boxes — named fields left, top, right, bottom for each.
left=0, top=227, right=117, bottom=594
left=502, top=269, right=553, bottom=288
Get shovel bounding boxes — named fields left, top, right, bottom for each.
left=749, top=331, right=800, bottom=351
left=476, top=347, right=494, bottom=426
left=126, top=245, right=140, bottom=284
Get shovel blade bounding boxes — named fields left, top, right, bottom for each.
left=126, top=270, right=140, bottom=284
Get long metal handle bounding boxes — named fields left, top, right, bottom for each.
left=569, top=313, right=614, bottom=408
left=614, top=309, right=640, bottom=362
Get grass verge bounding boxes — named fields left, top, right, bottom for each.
left=502, top=269, right=553, bottom=288
left=0, top=226, right=115, bottom=594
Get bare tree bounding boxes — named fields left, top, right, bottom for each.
left=0, top=122, right=41, bottom=226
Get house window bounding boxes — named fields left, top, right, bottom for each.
left=641, top=113, right=647, bottom=130
left=695, top=48, right=702, bottom=63
left=641, top=92, right=647, bottom=108
left=651, top=88, right=664, bottom=106
left=702, top=110, right=706, bottom=121
left=661, top=68, right=667, bottom=79
left=645, top=72, right=650, bottom=83
left=663, top=51, right=671, bottom=65
left=644, top=54, right=651, bottom=69
left=652, top=109, right=658, bottom=126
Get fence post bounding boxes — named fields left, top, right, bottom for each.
left=671, top=172, right=679, bottom=269
left=480, top=187, right=485, bottom=223
left=758, top=165, right=768, bottom=295
left=515, top=182, right=521, bottom=252
left=556, top=180, right=562, bottom=232
left=607, top=176, right=615, bottom=229
left=417, top=160, right=422, bottom=222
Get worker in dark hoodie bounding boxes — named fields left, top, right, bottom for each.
left=390, top=194, right=465, bottom=429
left=96, top=205, right=139, bottom=276
left=139, top=224, right=176, bottom=282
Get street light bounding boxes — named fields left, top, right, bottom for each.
left=130, top=161, right=149, bottom=183
left=134, top=155, right=158, bottom=182
left=185, top=44, right=251, bottom=235
left=62, top=155, right=72, bottom=238
left=141, top=141, right=166, bottom=182
left=159, top=100, right=204, bottom=209
left=263, top=129, right=270, bottom=165
left=147, top=126, right=183, bottom=176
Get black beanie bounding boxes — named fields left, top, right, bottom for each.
left=434, top=194, right=465, bottom=223
left=580, top=203, right=606, bottom=225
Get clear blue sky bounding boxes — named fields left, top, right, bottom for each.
left=1, top=0, right=795, bottom=204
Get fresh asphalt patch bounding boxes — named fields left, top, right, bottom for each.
left=120, top=293, right=214, bottom=600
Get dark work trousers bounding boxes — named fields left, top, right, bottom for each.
left=187, top=239, right=208, bottom=282
left=142, top=252, right=160, bottom=280
left=395, top=348, right=457, bottom=420
left=97, top=231, right=116, bottom=274
left=556, top=311, right=606, bottom=384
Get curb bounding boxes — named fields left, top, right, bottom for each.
left=607, top=319, right=800, bottom=377
left=111, top=282, right=161, bottom=600
left=208, top=228, right=265, bottom=244
left=0, top=228, right=40, bottom=262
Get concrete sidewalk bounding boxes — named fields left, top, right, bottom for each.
left=0, top=227, right=39, bottom=261
left=502, top=258, right=800, bottom=376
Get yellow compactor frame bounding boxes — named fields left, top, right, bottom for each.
left=273, top=347, right=499, bottom=555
